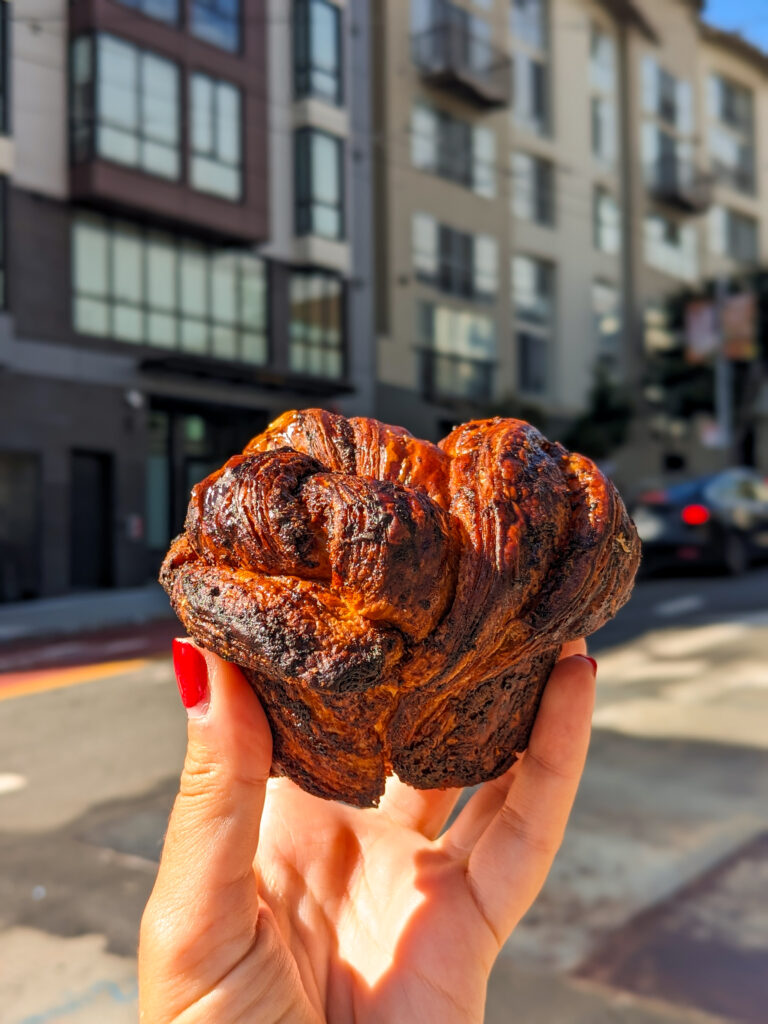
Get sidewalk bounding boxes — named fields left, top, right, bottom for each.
left=0, top=584, right=173, bottom=647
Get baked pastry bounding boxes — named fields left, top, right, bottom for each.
left=161, top=409, right=640, bottom=807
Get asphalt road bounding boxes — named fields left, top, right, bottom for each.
left=1, top=568, right=767, bottom=1023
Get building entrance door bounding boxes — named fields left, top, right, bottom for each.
left=70, top=450, right=114, bottom=590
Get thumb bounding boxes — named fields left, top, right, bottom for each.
left=153, top=639, right=272, bottom=928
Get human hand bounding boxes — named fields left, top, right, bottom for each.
left=139, top=639, right=596, bottom=1024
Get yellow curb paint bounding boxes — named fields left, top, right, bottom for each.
left=0, top=659, right=150, bottom=702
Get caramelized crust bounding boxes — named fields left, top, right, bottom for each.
left=161, top=410, right=641, bottom=806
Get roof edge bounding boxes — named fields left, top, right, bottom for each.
left=596, top=0, right=659, bottom=44
left=700, top=21, right=768, bottom=75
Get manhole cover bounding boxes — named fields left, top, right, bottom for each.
left=578, top=832, right=768, bottom=1023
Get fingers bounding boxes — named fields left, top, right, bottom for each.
left=141, top=641, right=273, bottom=998
left=377, top=776, right=463, bottom=839
left=559, top=638, right=587, bottom=660
left=450, top=655, right=596, bottom=946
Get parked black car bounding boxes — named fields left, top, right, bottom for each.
left=631, top=468, right=768, bottom=575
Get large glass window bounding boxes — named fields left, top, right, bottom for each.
left=294, top=0, right=343, bottom=105
left=114, top=0, right=178, bottom=25
left=0, top=2, right=8, bottom=134
left=513, top=255, right=554, bottom=396
left=512, top=151, right=554, bottom=226
left=591, top=95, right=616, bottom=165
left=411, top=102, right=496, bottom=197
left=295, top=129, right=345, bottom=240
left=512, top=255, right=554, bottom=325
left=594, top=187, right=621, bottom=254
left=513, top=52, right=549, bottom=135
left=644, top=214, right=698, bottom=281
left=190, top=74, right=242, bottom=201
left=70, top=35, right=180, bottom=180
left=412, top=214, right=497, bottom=300
left=709, top=206, right=759, bottom=265
left=517, top=332, right=548, bottom=394
left=190, top=0, right=241, bottom=53
left=0, top=177, right=5, bottom=309
left=72, top=213, right=267, bottom=362
left=592, top=281, right=621, bottom=367
left=417, top=301, right=496, bottom=401
left=642, top=57, right=693, bottom=134
left=708, top=74, right=755, bottom=194
left=289, top=272, right=344, bottom=378
left=510, top=0, right=547, bottom=49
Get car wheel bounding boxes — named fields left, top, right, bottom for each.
left=723, top=532, right=749, bottom=576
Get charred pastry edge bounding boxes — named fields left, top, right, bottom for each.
left=160, top=411, right=641, bottom=806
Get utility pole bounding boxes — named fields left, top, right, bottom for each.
left=714, top=275, right=733, bottom=463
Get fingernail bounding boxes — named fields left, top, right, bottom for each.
left=574, top=654, right=598, bottom=677
left=173, top=639, right=209, bottom=714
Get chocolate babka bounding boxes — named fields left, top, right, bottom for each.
left=161, top=409, right=640, bottom=806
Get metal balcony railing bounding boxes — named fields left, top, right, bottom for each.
left=646, top=156, right=715, bottom=213
left=411, top=22, right=512, bottom=109
left=418, top=349, right=495, bottom=403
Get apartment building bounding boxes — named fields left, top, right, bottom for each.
left=374, top=0, right=648, bottom=439
left=0, top=0, right=375, bottom=602
left=373, top=0, right=768, bottom=470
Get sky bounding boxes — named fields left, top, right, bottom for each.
left=704, top=0, right=768, bottom=52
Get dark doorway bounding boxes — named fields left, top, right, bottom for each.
left=0, top=452, right=41, bottom=602
left=70, top=450, right=114, bottom=590
left=144, top=403, right=269, bottom=577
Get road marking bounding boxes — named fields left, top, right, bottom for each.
left=0, top=773, right=27, bottom=795
left=648, top=621, right=748, bottom=658
left=653, top=594, right=705, bottom=618
left=0, top=659, right=150, bottom=702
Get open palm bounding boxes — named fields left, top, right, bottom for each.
left=139, top=642, right=595, bottom=1024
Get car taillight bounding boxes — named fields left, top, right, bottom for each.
left=681, top=503, right=710, bottom=526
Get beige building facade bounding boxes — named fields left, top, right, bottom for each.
left=373, top=0, right=768, bottom=472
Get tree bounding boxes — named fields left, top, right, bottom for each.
left=562, top=364, right=633, bottom=460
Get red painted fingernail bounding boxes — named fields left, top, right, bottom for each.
left=173, top=639, right=209, bottom=711
left=574, top=655, right=598, bottom=677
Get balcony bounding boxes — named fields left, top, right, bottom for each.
left=646, top=156, right=715, bottom=214
left=412, top=23, right=512, bottom=109
left=419, top=349, right=495, bottom=404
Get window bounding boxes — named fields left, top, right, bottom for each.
left=511, top=0, right=547, bottom=50
left=72, top=213, right=267, bottom=362
left=512, top=151, right=554, bottom=225
left=70, top=35, right=180, bottom=180
left=0, top=178, right=5, bottom=308
left=592, top=281, right=621, bottom=365
left=114, top=0, right=178, bottom=25
left=512, top=255, right=554, bottom=325
left=642, top=123, right=694, bottom=190
left=514, top=52, right=548, bottom=135
left=708, top=75, right=755, bottom=194
left=0, top=1, right=8, bottom=134
left=190, top=74, right=242, bottom=201
left=709, top=74, right=753, bottom=135
left=517, top=332, right=548, bottom=394
left=289, top=271, right=344, bottom=378
left=295, top=0, right=343, bottom=105
left=190, top=0, right=241, bottom=53
left=417, top=301, right=496, bottom=401
left=412, top=214, right=498, bottom=300
left=709, top=206, right=759, bottom=264
left=642, top=57, right=693, bottom=134
left=594, top=188, right=621, bottom=254
left=295, top=129, right=345, bottom=239
left=513, top=256, right=554, bottom=396
left=590, top=23, right=615, bottom=93
left=411, top=103, right=496, bottom=197
left=591, top=96, right=616, bottom=165
left=644, top=214, right=698, bottom=281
